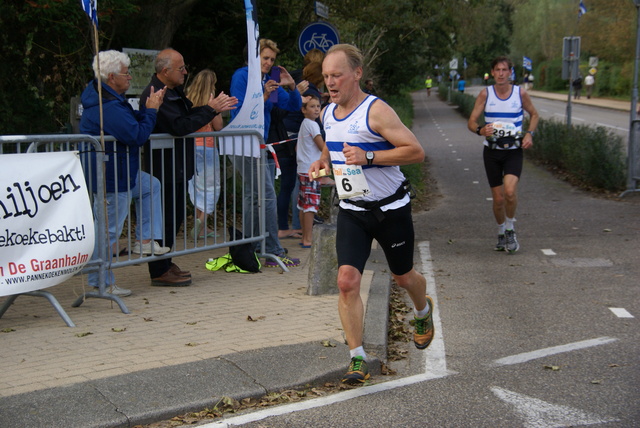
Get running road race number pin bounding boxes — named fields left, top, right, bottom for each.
left=491, top=121, right=517, bottom=138
left=333, top=164, right=371, bottom=199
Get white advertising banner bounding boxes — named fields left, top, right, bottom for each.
left=0, top=151, right=95, bottom=296
left=219, top=0, right=264, bottom=158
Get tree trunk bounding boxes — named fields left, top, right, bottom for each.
left=140, top=0, right=200, bottom=49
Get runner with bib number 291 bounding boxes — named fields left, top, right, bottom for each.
left=467, top=56, right=539, bottom=254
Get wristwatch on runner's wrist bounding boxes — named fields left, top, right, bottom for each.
left=366, top=151, right=375, bottom=166
left=476, top=125, right=482, bottom=135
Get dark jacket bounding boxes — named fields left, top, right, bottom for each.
left=80, top=79, right=157, bottom=192
left=140, top=74, right=217, bottom=182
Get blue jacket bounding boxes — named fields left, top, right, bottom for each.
left=80, top=80, right=157, bottom=192
left=230, top=66, right=302, bottom=140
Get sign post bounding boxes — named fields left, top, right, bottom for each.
left=297, top=21, right=340, bottom=56
left=562, top=36, right=581, bottom=127
left=448, top=58, right=458, bottom=103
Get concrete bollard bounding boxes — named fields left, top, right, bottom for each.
left=307, top=223, right=338, bottom=295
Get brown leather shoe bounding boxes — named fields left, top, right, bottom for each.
left=170, top=263, right=191, bottom=278
left=151, top=269, right=192, bottom=287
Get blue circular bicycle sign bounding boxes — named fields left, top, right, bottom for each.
left=298, top=21, right=340, bottom=56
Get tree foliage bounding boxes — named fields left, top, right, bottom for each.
left=1, top=0, right=637, bottom=135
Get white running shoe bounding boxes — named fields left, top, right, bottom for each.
left=131, top=241, right=170, bottom=255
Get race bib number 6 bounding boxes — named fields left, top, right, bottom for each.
left=333, top=164, right=371, bottom=200
left=491, top=121, right=517, bottom=138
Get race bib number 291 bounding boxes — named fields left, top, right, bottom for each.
left=333, top=164, right=371, bottom=199
left=491, top=121, right=517, bottom=138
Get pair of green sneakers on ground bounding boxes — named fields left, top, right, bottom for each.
left=342, top=296, right=435, bottom=385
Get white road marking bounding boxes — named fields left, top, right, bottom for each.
left=201, top=242, right=452, bottom=428
left=610, top=308, right=634, bottom=318
left=473, top=181, right=479, bottom=184
left=419, top=241, right=449, bottom=376
left=541, top=249, right=556, bottom=256
left=491, top=387, right=618, bottom=427
left=206, top=373, right=448, bottom=428
left=490, top=337, right=618, bottom=367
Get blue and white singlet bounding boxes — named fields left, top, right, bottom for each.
left=483, top=85, right=523, bottom=150
left=323, top=95, right=409, bottom=211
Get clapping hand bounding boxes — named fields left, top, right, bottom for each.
left=145, top=86, right=166, bottom=110
left=208, top=91, right=239, bottom=113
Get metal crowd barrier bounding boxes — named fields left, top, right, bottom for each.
left=0, top=130, right=279, bottom=322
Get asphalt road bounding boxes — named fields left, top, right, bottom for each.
left=203, top=90, right=640, bottom=428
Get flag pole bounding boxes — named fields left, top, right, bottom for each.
left=92, top=23, right=105, bottom=152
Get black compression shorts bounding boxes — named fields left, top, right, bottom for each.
left=336, top=202, right=415, bottom=276
left=483, top=146, right=523, bottom=188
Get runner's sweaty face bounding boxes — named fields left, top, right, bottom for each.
left=491, top=61, right=510, bottom=86
left=322, top=51, right=362, bottom=106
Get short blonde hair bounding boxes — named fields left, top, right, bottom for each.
left=260, top=39, right=280, bottom=54
left=325, top=44, right=363, bottom=71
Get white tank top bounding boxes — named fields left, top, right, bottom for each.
left=484, top=85, right=523, bottom=150
left=323, top=95, right=409, bottom=211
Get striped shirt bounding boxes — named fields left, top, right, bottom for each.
left=323, top=95, right=409, bottom=211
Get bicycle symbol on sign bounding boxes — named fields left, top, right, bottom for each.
left=303, top=33, right=335, bottom=51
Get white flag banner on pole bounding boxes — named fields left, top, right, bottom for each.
left=0, top=151, right=95, bottom=296
left=219, top=0, right=264, bottom=158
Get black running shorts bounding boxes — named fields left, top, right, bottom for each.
left=483, top=146, right=523, bottom=188
left=336, top=202, right=415, bottom=276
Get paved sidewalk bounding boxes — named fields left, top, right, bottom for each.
left=527, top=89, right=631, bottom=112
left=0, top=237, right=389, bottom=427
left=466, top=85, right=632, bottom=112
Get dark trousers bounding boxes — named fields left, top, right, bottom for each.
left=277, top=155, right=300, bottom=230
left=145, top=144, right=191, bottom=278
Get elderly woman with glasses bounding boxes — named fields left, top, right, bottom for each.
left=80, top=49, right=168, bottom=297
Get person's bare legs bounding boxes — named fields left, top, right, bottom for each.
left=503, top=174, right=519, bottom=219
left=299, top=210, right=314, bottom=246
left=393, top=268, right=427, bottom=312
left=337, top=265, right=365, bottom=350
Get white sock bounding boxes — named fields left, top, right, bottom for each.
left=414, top=304, right=430, bottom=319
left=350, top=346, right=367, bottom=360
left=505, top=217, right=516, bottom=231
left=498, top=222, right=506, bottom=235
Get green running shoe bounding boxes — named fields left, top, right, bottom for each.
left=414, top=296, right=434, bottom=350
left=341, top=356, right=370, bottom=385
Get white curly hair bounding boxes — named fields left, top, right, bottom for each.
left=92, top=50, right=130, bottom=80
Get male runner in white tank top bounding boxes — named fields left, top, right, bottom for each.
left=309, top=44, right=434, bottom=385
left=468, top=56, right=539, bottom=254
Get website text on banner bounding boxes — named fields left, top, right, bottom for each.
left=0, top=151, right=95, bottom=296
